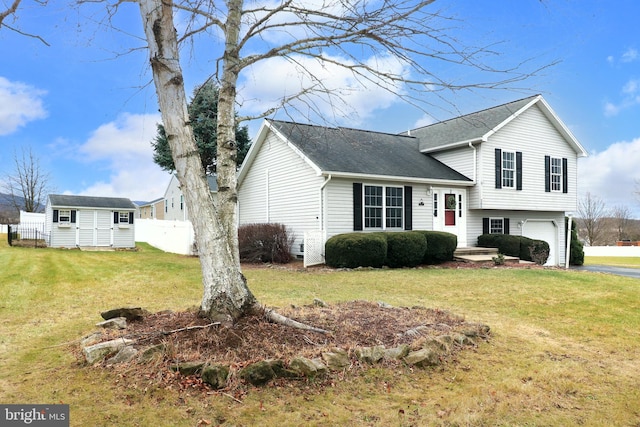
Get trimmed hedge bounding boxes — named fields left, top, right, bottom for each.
left=384, top=232, right=428, bottom=268
left=567, top=216, right=584, bottom=266
left=412, top=231, right=457, bottom=264
left=325, top=233, right=387, bottom=268
left=477, top=234, right=549, bottom=265
left=478, top=234, right=520, bottom=258
left=325, top=230, right=456, bottom=268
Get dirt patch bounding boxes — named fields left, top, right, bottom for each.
left=88, top=301, right=488, bottom=395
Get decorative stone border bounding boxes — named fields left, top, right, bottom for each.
left=80, top=306, right=490, bottom=389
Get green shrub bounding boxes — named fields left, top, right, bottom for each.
left=325, top=233, right=387, bottom=268
left=479, top=234, right=550, bottom=264
left=238, top=223, right=295, bottom=264
left=567, top=217, right=584, bottom=266
left=527, top=239, right=550, bottom=265
left=384, top=232, right=428, bottom=268
left=477, top=234, right=520, bottom=257
left=412, top=231, right=457, bottom=264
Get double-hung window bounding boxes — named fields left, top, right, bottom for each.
left=502, top=151, right=516, bottom=188
left=550, top=157, right=562, bottom=192
left=490, top=218, right=504, bottom=234
left=363, top=185, right=403, bottom=229
left=385, top=187, right=403, bottom=228
left=58, top=209, right=71, bottom=227
left=58, top=209, right=71, bottom=225
left=119, top=212, right=130, bottom=224
left=364, top=185, right=383, bottom=228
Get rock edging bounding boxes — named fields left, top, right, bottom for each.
left=80, top=304, right=490, bottom=389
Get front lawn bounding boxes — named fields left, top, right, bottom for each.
left=1, top=238, right=639, bottom=426
left=585, top=255, right=640, bottom=269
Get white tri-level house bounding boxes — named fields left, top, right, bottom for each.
left=238, top=95, right=587, bottom=266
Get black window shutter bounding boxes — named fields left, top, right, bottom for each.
left=516, top=152, right=523, bottom=191
left=70, top=210, right=76, bottom=224
left=404, top=186, right=412, bottom=230
left=483, top=217, right=489, bottom=235
left=53, top=209, right=59, bottom=223
left=504, top=218, right=510, bottom=234
left=353, top=183, right=363, bottom=231
left=562, top=158, right=568, bottom=194
left=544, top=155, right=551, bottom=192
left=495, top=149, right=502, bottom=189
left=129, top=212, right=134, bottom=224
left=113, top=212, right=119, bottom=224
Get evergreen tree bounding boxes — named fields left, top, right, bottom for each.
left=151, top=81, right=251, bottom=174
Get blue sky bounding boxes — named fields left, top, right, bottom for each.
left=1, top=0, right=639, bottom=216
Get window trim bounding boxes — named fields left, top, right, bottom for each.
left=489, top=217, right=505, bottom=234
left=57, top=209, right=72, bottom=227
left=501, top=150, right=516, bottom=189
left=363, top=184, right=404, bottom=230
left=119, top=212, right=130, bottom=224
left=550, top=157, right=562, bottom=192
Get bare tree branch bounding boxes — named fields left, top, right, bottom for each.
left=577, top=192, right=609, bottom=246
left=0, top=0, right=50, bottom=45
left=2, top=147, right=55, bottom=213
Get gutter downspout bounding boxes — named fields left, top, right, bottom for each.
left=565, top=214, right=573, bottom=269
left=468, top=142, right=477, bottom=183
left=469, top=142, right=479, bottom=208
left=319, top=174, right=332, bottom=231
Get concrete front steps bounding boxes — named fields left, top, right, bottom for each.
left=453, top=247, right=520, bottom=264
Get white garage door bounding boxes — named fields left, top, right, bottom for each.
left=522, top=221, right=557, bottom=266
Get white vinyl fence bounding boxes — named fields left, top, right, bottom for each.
left=583, top=246, right=640, bottom=257
left=135, top=219, right=196, bottom=255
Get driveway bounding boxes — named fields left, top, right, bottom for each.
left=572, top=265, right=640, bottom=279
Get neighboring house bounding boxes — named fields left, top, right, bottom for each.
left=237, top=95, right=587, bottom=266
left=163, top=174, right=218, bottom=221
left=138, top=198, right=165, bottom=220
left=45, top=194, right=137, bottom=248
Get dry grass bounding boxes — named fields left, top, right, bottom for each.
left=1, top=237, right=639, bottom=426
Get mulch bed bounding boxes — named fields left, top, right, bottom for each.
left=84, top=261, right=527, bottom=394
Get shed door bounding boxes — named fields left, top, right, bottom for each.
left=78, top=211, right=95, bottom=246
left=95, top=211, right=113, bottom=246
left=522, top=220, right=557, bottom=266
left=76, top=210, right=113, bottom=247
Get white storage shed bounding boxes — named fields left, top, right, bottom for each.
left=45, top=194, right=136, bottom=248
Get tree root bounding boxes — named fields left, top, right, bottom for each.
left=255, top=304, right=330, bottom=335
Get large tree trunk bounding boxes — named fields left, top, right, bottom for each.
left=216, top=0, right=243, bottom=266
left=138, top=0, right=256, bottom=323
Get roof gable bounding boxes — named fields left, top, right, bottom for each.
left=264, top=120, right=472, bottom=182
left=48, top=194, right=136, bottom=210
left=410, top=95, right=587, bottom=156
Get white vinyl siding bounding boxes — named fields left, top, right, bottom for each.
left=430, top=147, right=475, bottom=182
left=163, top=175, right=186, bottom=221
left=478, top=105, right=578, bottom=211
left=238, top=130, right=324, bottom=256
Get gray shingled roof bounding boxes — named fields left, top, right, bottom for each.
left=268, top=120, right=472, bottom=182
left=408, top=95, right=539, bottom=151
left=48, top=194, right=136, bottom=210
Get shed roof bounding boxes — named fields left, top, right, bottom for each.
left=266, top=120, right=472, bottom=182
left=48, top=194, right=136, bottom=210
